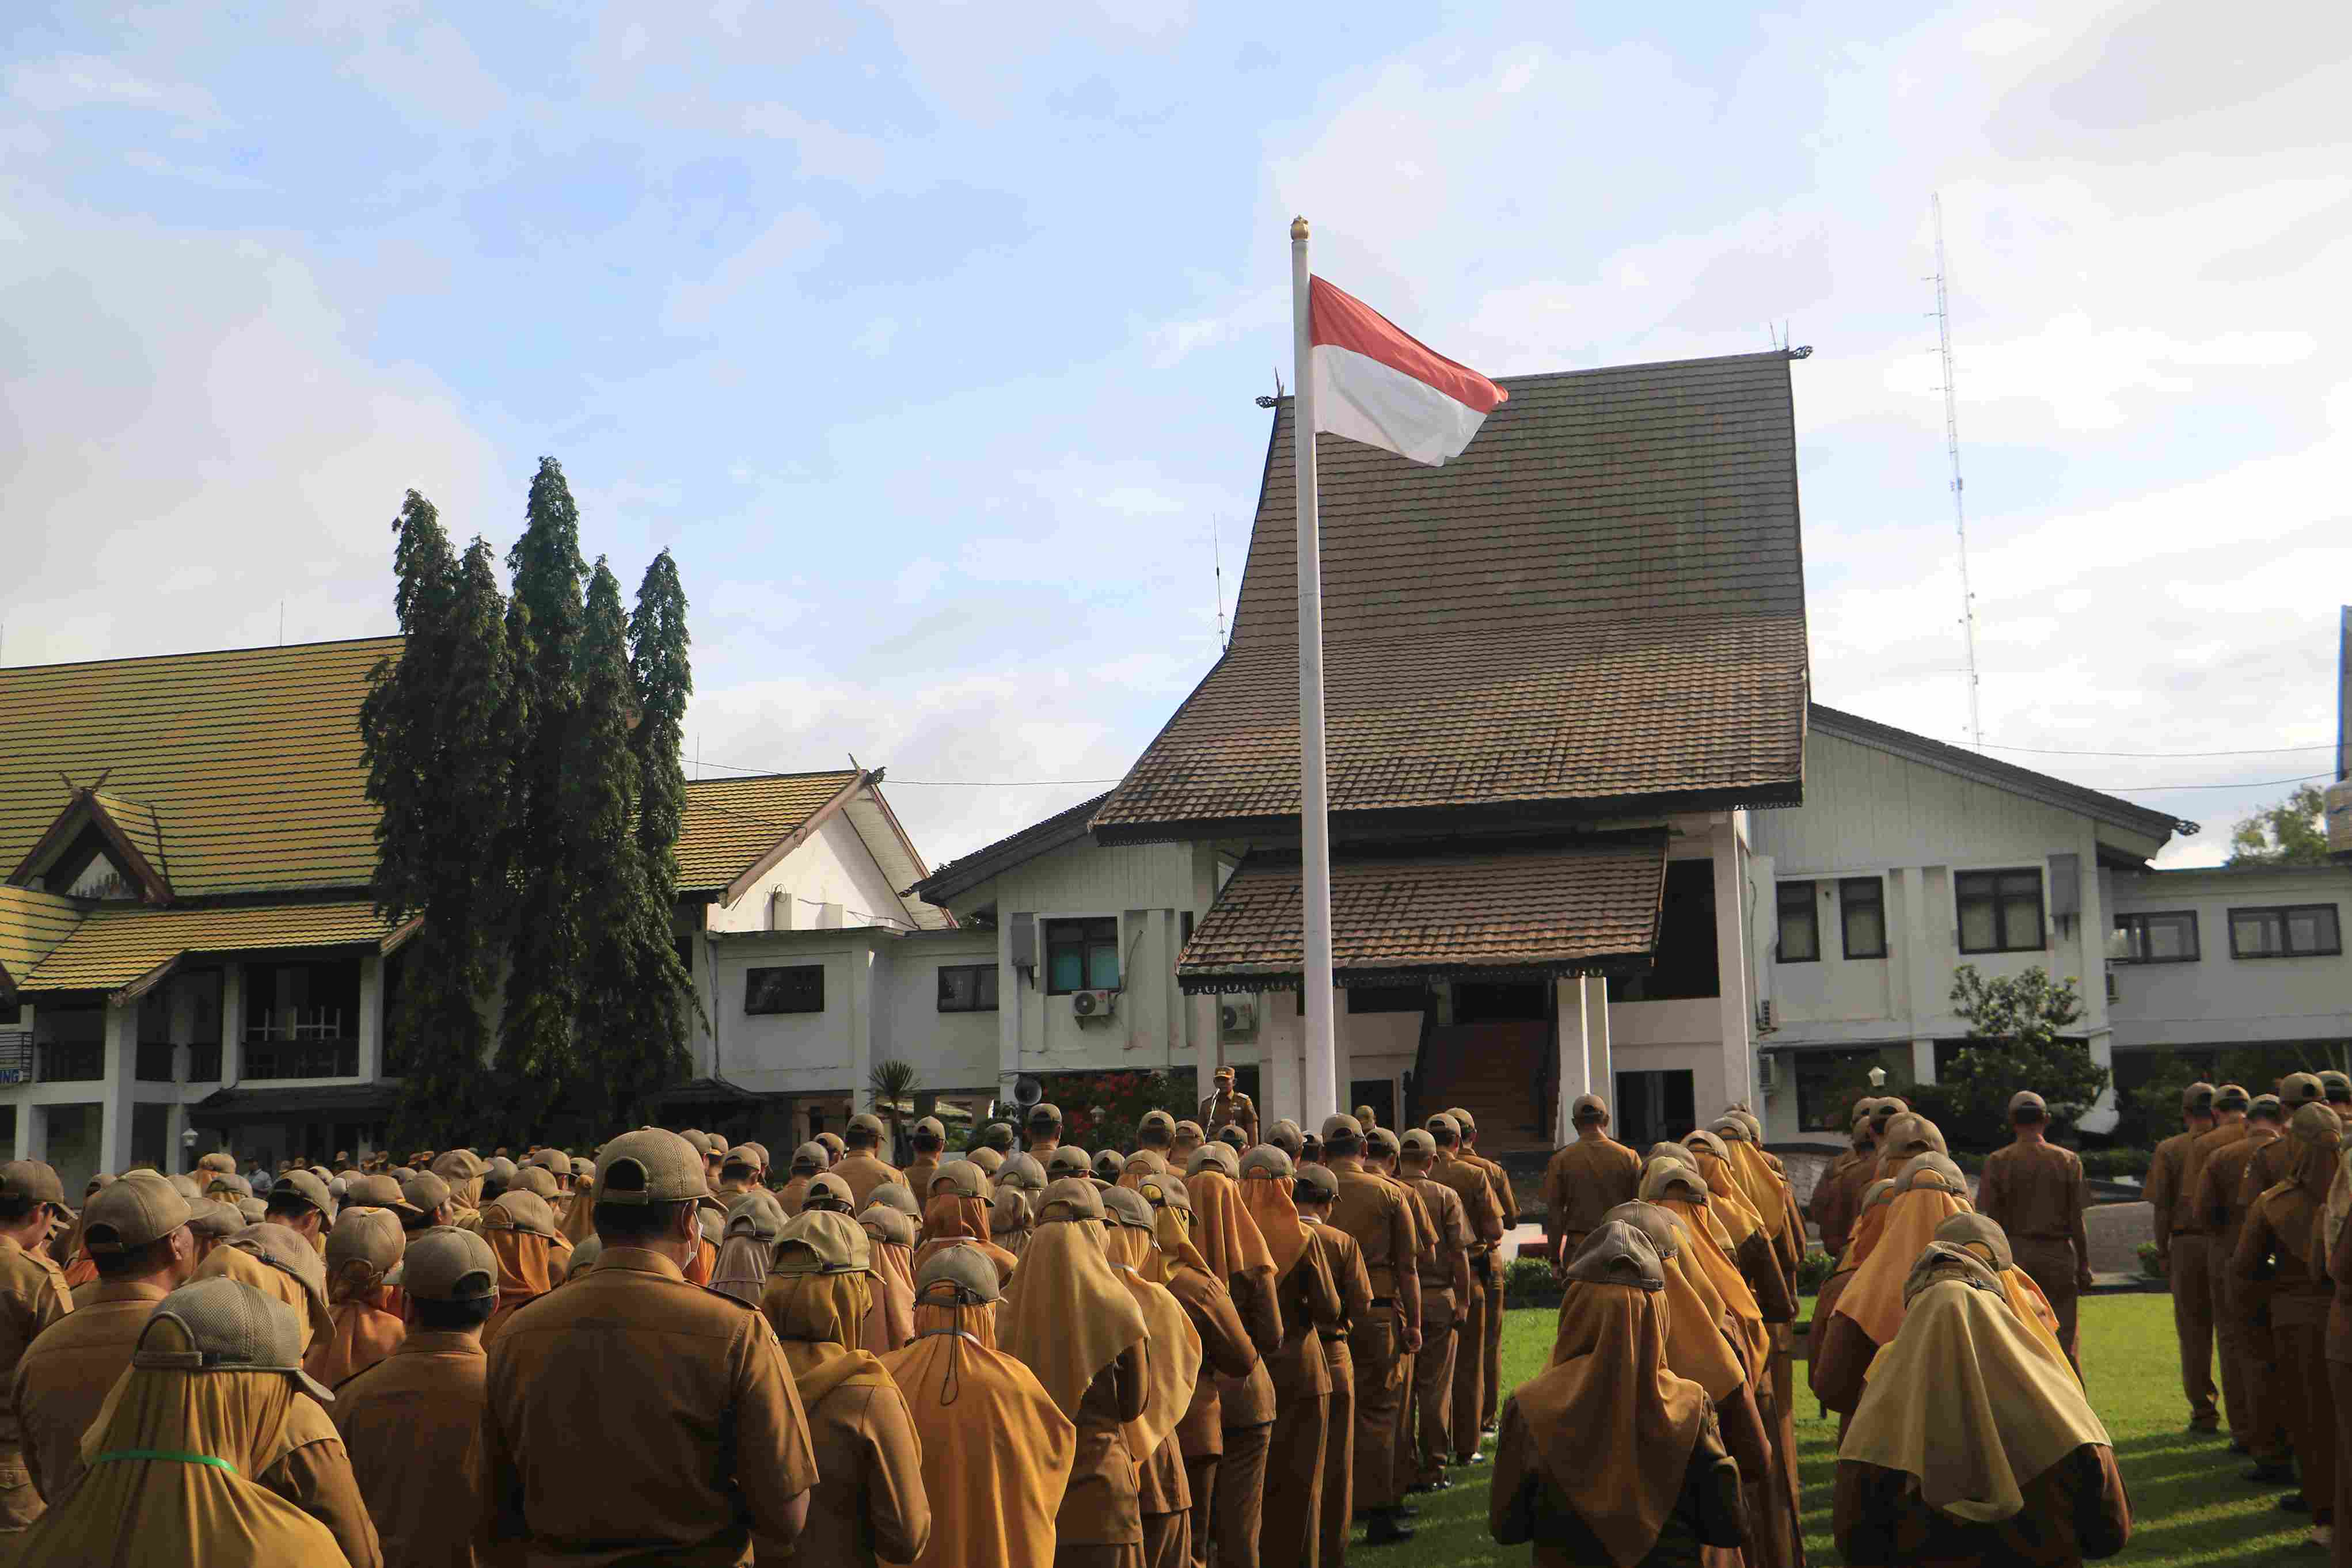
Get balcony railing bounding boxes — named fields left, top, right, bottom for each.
left=187, top=1044, right=223, bottom=1082
left=241, top=1039, right=358, bottom=1080
left=0, top=1031, right=29, bottom=1087
left=37, top=1042, right=102, bottom=1083
left=136, top=1043, right=176, bottom=1082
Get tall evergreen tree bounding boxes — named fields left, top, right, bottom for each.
left=359, top=493, right=457, bottom=926
left=497, top=458, right=591, bottom=1122
left=629, top=550, right=692, bottom=881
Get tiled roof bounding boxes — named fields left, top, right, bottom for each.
left=1175, top=836, right=1667, bottom=993
left=1096, top=352, right=1810, bottom=840
left=0, top=638, right=397, bottom=896
left=18, top=900, right=402, bottom=995
left=675, top=772, right=861, bottom=895
left=0, top=886, right=81, bottom=992
left=910, top=791, right=1113, bottom=906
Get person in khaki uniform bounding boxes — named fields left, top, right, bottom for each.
left=1450, top=1108, right=1517, bottom=1437
left=12, top=1172, right=197, bottom=1509
left=0, top=1160, right=72, bottom=1531
left=333, top=1227, right=501, bottom=1568
left=1542, top=1094, right=1644, bottom=1273
left=1321, top=1114, right=1420, bottom=1547
left=2145, top=1080, right=2221, bottom=1432
left=2201, top=1093, right=2290, bottom=1479
left=1186, top=1143, right=1283, bottom=1568
left=483, top=1128, right=818, bottom=1565
left=1398, top=1129, right=1473, bottom=1494
left=1975, top=1089, right=2096, bottom=1370
left=761, top=1208, right=933, bottom=1568
left=1808, top=1111, right=1877, bottom=1257
left=1364, top=1125, right=1433, bottom=1509
left=833, top=1113, right=907, bottom=1212
left=1025, top=1103, right=1067, bottom=1160
left=2234, top=1103, right=2342, bottom=1546
left=903, top=1116, right=948, bottom=1201
left=1199, top=1067, right=1259, bottom=1148
left=1239, top=1146, right=1344, bottom=1567
left=2178, top=1084, right=2253, bottom=1430
left=1295, top=1162, right=1374, bottom=1562
left=1137, top=1171, right=1261, bottom=1568
left=1425, top=1113, right=1502, bottom=1466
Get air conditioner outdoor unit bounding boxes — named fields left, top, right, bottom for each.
left=1221, top=998, right=1259, bottom=1035
left=1756, top=1053, right=1782, bottom=1093
left=2105, top=971, right=2121, bottom=1004
left=1069, top=989, right=1118, bottom=1021
left=1754, top=998, right=1777, bottom=1033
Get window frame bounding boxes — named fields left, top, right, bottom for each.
left=1775, top=880, right=1820, bottom=964
left=936, top=962, right=1000, bottom=1014
left=1838, top=877, right=1889, bottom=960
left=2114, top=911, right=2201, bottom=965
left=743, top=964, right=826, bottom=1015
left=1955, top=867, right=2046, bottom=955
left=2228, top=904, right=2344, bottom=961
left=1043, top=916, right=1122, bottom=995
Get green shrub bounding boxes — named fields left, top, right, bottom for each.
left=1503, top=1256, right=1561, bottom=1310
left=2138, top=1240, right=2162, bottom=1279
left=1795, top=1249, right=1836, bottom=1293
left=2080, top=1147, right=2153, bottom=1182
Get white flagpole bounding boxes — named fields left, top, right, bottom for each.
left=1290, top=215, right=1339, bottom=1127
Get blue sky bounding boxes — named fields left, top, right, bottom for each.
left=5, top=1, right=2348, bottom=865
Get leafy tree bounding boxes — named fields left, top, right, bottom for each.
left=360, top=498, right=514, bottom=1148
left=497, top=459, right=591, bottom=1124
left=2231, top=784, right=2331, bottom=866
left=869, top=1059, right=920, bottom=1162
left=1928, top=965, right=2108, bottom=1144
left=629, top=550, right=692, bottom=882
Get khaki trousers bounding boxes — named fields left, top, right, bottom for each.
left=1348, top=1317, right=1403, bottom=1513
left=2169, top=1235, right=2218, bottom=1424
left=1319, top=1344, right=1355, bottom=1568
left=1451, top=1262, right=1488, bottom=1459
left=1262, top=1392, right=1328, bottom=1567
left=1480, top=1268, right=1506, bottom=1428
left=1142, top=1510, right=1190, bottom=1568
left=2012, top=1236, right=2083, bottom=1371
left=1412, top=1289, right=1458, bottom=1482
left=1182, top=1455, right=1218, bottom=1568
left=1389, top=1336, right=1415, bottom=1502
left=2241, top=1282, right=2290, bottom=1466
left=1212, top=1424, right=1270, bottom=1568
left=2278, top=1319, right=2335, bottom=1520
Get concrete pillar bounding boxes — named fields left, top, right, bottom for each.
left=355, top=953, right=382, bottom=1082
left=1586, top=974, right=1613, bottom=1102
left=97, top=1002, right=137, bottom=1173
left=850, top=945, right=875, bottom=1113
left=2083, top=1032, right=2119, bottom=1134
left=1910, top=1038, right=1937, bottom=1086
left=1711, top=816, right=1754, bottom=1110
left=1262, top=990, right=1304, bottom=1128
left=221, top=964, right=245, bottom=1087
left=1554, top=977, right=1591, bottom=1144
left=998, top=927, right=1023, bottom=1112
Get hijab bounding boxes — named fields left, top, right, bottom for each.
left=997, top=1183, right=1151, bottom=1421
left=1517, top=1226, right=1709, bottom=1568
left=1101, top=1192, right=1204, bottom=1466
left=1833, top=1163, right=1972, bottom=1348
left=305, top=1211, right=405, bottom=1390
left=1186, top=1163, right=1275, bottom=1282
left=1681, top=1131, right=1762, bottom=1241
left=1238, top=1166, right=1310, bottom=1275
left=710, top=1189, right=788, bottom=1310
left=1589, top=1202, right=1744, bottom=1402
left=1841, top=1248, right=2110, bottom=1523
left=1640, top=1161, right=1769, bottom=1374
left=860, top=1205, right=919, bottom=1354
left=763, top=1212, right=894, bottom=1408
left=480, top=1196, right=572, bottom=1344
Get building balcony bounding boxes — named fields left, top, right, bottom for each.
left=136, top=1042, right=176, bottom=1082
left=187, top=1043, right=223, bottom=1082
left=240, top=1037, right=359, bottom=1080
left=36, top=1041, right=103, bottom=1083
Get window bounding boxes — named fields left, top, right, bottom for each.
left=744, top=965, right=826, bottom=1014
left=1347, top=984, right=1430, bottom=1014
left=1046, top=918, right=1120, bottom=994
left=1956, top=869, right=2045, bottom=954
left=937, top=963, right=999, bottom=1013
left=1839, top=878, right=1887, bottom=959
left=1776, top=881, right=1819, bottom=962
left=2229, top=905, right=2343, bottom=960
left=2115, top=911, right=2199, bottom=964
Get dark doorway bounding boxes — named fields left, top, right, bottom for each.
left=1453, top=980, right=1550, bottom=1024
left=1614, top=1068, right=1696, bottom=1148
left=1609, top=861, right=1719, bottom=1002
left=1348, top=1078, right=1396, bottom=1132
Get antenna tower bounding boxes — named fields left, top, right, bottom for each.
left=1210, top=513, right=1228, bottom=647
left=1932, top=193, right=1983, bottom=749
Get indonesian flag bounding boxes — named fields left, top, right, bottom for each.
left=1308, top=276, right=1507, bottom=466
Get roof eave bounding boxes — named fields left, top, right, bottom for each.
left=7, top=789, right=173, bottom=904
left=1092, top=779, right=1804, bottom=848
left=1177, top=950, right=1655, bottom=995
left=719, top=771, right=872, bottom=908
left=911, top=794, right=1111, bottom=905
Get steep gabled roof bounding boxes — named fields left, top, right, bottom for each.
left=0, top=638, right=396, bottom=896
left=8, top=787, right=174, bottom=903
left=1094, top=352, right=1811, bottom=843
left=909, top=791, right=1114, bottom=907
left=0, top=885, right=81, bottom=996
left=677, top=771, right=947, bottom=928
left=16, top=899, right=404, bottom=999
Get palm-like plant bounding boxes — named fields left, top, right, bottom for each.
left=869, top=1059, right=920, bottom=1162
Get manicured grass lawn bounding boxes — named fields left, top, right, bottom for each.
left=1388, top=1292, right=2314, bottom=1566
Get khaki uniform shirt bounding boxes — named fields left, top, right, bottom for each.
left=2144, top=1131, right=2202, bottom=1240
left=1409, top=1176, right=1474, bottom=1292
left=797, top=1369, right=930, bottom=1568
left=2178, top=1122, right=2247, bottom=1233
left=483, top=1246, right=820, bottom=1567
left=1977, top=1140, right=2092, bottom=1243
left=1541, top=1137, right=1644, bottom=1253
left=333, top=1329, right=489, bottom=1568
left=1328, top=1162, right=1414, bottom=1303
left=10, top=1277, right=165, bottom=1508
left=2197, top=1132, right=2277, bottom=1263
left=1432, top=1152, right=1504, bottom=1250
left=831, top=1154, right=905, bottom=1212
left=1196, top=1091, right=1258, bottom=1144
left=1471, top=1151, right=1519, bottom=1231
left=0, top=1236, right=70, bottom=1528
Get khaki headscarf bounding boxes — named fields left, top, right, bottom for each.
left=1833, top=1163, right=1971, bottom=1347
left=1639, top=1162, right=1769, bottom=1374
left=480, top=1195, right=572, bottom=1344
left=710, top=1189, right=788, bottom=1309
left=1138, top=1174, right=1210, bottom=1284
left=1590, top=1202, right=1744, bottom=1402
left=1933, top=1211, right=2073, bottom=1377
left=1714, top=1125, right=1790, bottom=1243
left=1238, top=1155, right=1310, bottom=1274
left=1517, top=1225, right=1710, bottom=1568
left=763, top=1210, right=894, bottom=1407
left=305, top=1208, right=406, bottom=1390
left=1101, top=1188, right=1203, bottom=1467
left=1186, top=1163, right=1274, bottom=1282
left=13, top=1303, right=349, bottom=1565
left=860, top=1206, right=919, bottom=1353
left=1681, top=1131, right=1762, bottom=1241
left=996, top=1181, right=1150, bottom=1421
left=1841, top=1252, right=2110, bottom=1523
left=196, top=1224, right=334, bottom=1350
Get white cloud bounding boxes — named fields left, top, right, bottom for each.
left=8, top=54, right=223, bottom=125
left=662, top=208, right=839, bottom=331
left=741, top=102, right=890, bottom=188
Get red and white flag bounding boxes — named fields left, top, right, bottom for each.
left=1306, top=275, right=1507, bottom=466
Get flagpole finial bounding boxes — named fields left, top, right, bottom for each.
left=1290, top=215, right=1309, bottom=241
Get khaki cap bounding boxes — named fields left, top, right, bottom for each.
left=677, top=1128, right=706, bottom=1151
left=801, top=1173, right=854, bottom=1212
left=400, top=1226, right=497, bottom=1301
left=1637, top=1159, right=1707, bottom=1205
left=572, top=1157, right=595, bottom=1181
left=2007, top=1090, right=2048, bottom=1117
left=485, top=1156, right=518, bottom=1185
left=815, top=1132, right=846, bottom=1160
left=1571, top=1093, right=1609, bottom=1122
left=485, top=1190, right=561, bottom=1239
left=325, top=1208, right=405, bottom=1280
left=216, top=1223, right=333, bottom=1342
left=236, top=1197, right=269, bottom=1223
left=1038, top=1177, right=1105, bottom=1224
left=1186, top=1143, right=1238, bottom=1178
left=432, top=1148, right=486, bottom=1182
left=1214, top=1124, right=1249, bottom=1150
left=593, top=1129, right=711, bottom=1206
left=269, top=1167, right=337, bottom=1223
left=401, top=1170, right=453, bottom=1213
left=2213, top=1083, right=2251, bottom=1111
left=1213, top=1065, right=1236, bottom=1081
left=2250, top=1093, right=2285, bottom=1119
left=775, top=1208, right=872, bottom=1274
left=0, top=1161, right=64, bottom=1206
left=1045, top=1146, right=1092, bottom=1179
left=931, top=1160, right=987, bottom=1199
left=1103, top=1185, right=1155, bottom=1230
left=1028, top=1102, right=1063, bottom=1128
left=563, top=1234, right=604, bottom=1281
left=512, top=1166, right=561, bottom=1200
left=1446, top=1107, right=1477, bottom=1132
left=1564, top=1221, right=1665, bottom=1292
left=1903, top=1242, right=2004, bottom=1305
left=1400, top=1128, right=1437, bottom=1157
left=2290, top=1102, right=2340, bottom=1145
left=1708, top=1115, right=1750, bottom=1143
left=917, top=1244, right=1000, bottom=1303
left=726, top=1188, right=788, bottom=1244
left=168, top=1173, right=206, bottom=1204
left=526, top=1148, right=570, bottom=1175
left=1424, top=1112, right=1461, bottom=1139
left=196, top=1151, right=240, bottom=1175
left=2282, top=1072, right=2326, bottom=1106
left=344, top=1173, right=405, bottom=1209
left=861, top=1204, right=918, bottom=1247
left=1173, top=1120, right=1205, bottom=1143
left=1267, top=1118, right=1304, bottom=1152
left=207, top=1173, right=254, bottom=1201
left=1319, top=1113, right=1362, bottom=1143
left=848, top=1112, right=887, bottom=1140
left=1090, top=1150, right=1125, bottom=1182
left=1240, top=1145, right=1295, bottom=1181
left=967, top=1147, right=1005, bottom=1175
left=996, top=1154, right=1047, bottom=1193
left=868, top=1181, right=921, bottom=1219
left=1138, top=1109, right=1176, bottom=1137
left=789, top=1141, right=829, bottom=1174
left=912, top=1117, right=947, bottom=1142
left=1600, top=1201, right=1681, bottom=1262
left=719, top=1146, right=762, bottom=1177
left=138, top=1276, right=336, bottom=1402
left=1293, top=1163, right=1338, bottom=1201
left=83, top=1173, right=195, bottom=1251
left=1895, top=1154, right=1969, bottom=1196
left=1935, top=1211, right=2013, bottom=1272
left=1861, top=1177, right=1898, bottom=1211
left=1366, top=1127, right=1401, bottom=1158
left=701, top=1133, right=728, bottom=1156
left=1138, top=1171, right=1190, bottom=1211
left=187, top=1205, right=244, bottom=1242
left=2180, top=1080, right=2217, bottom=1114
left=2320, top=1070, right=2352, bottom=1101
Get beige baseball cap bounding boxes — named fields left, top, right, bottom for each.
left=775, top=1208, right=872, bottom=1274
left=848, top=1112, right=887, bottom=1140
left=269, top=1167, right=337, bottom=1223
left=592, top=1129, right=711, bottom=1206
left=398, top=1226, right=498, bottom=1301
left=1044, top=1146, right=1092, bottom=1179
left=1102, top=1185, right=1155, bottom=1230
left=512, top=1166, right=560, bottom=1200
left=1571, top=1093, right=1609, bottom=1122
left=485, top=1190, right=561, bottom=1239
left=0, top=1161, right=64, bottom=1206
left=1319, top=1112, right=1363, bottom=1142
left=526, top=1148, right=570, bottom=1175
left=431, top=1148, right=485, bottom=1182
left=136, top=1276, right=336, bottom=1402
left=82, top=1173, right=194, bottom=1252
left=801, top=1173, right=854, bottom=1212
left=325, top=1208, right=405, bottom=1281
left=2180, top=1080, right=2217, bottom=1114
left=1424, top=1112, right=1461, bottom=1139
left=911, top=1116, right=947, bottom=1142
left=1400, top=1128, right=1437, bottom=1158
left=343, top=1173, right=405, bottom=1209
left=2007, top=1090, right=2048, bottom=1117
left=1038, top=1177, right=1105, bottom=1224
left=1294, top=1163, right=1338, bottom=1202
left=930, top=1160, right=987, bottom=1199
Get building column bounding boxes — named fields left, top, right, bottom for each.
left=1262, top=989, right=1304, bottom=1128
left=221, top=963, right=245, bottom=1087
left=2083, top=1031, right=2119, bottom=1135
left=1554, top=977, right=1591, bottom=1144
left=1586, top=974, right=1613, bottom=1103
left=97, top=1001, right=138, bottom=1173
left=1910, top=1038, right=1937, bottom=1086
left=1711, top=815, right=1754, bottom=1110
left=355, top=953, right=382, bottom=1082
left=850, top=943, right=876, bottom=1113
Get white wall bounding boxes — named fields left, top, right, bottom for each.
left=704, top=933, right=870, bottom=1097
left=877, top=931, right=1003, bottom=1093
left=706, top=816, right=917, bottom=935
left=2107, top=864, right=2352, bottom=1051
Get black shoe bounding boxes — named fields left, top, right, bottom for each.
left=1366, top=1512, right=1416, bottom=1546
left=1395, top=1502, right=1422, bottom=1519
left=2190, top=1417, right=2222, bottom=1434
left=1464, top=1449, right=1488, bottom=1464
left=1481, top=1419, right=1499, bottom=1433
left=2248, top=1466, right=2297, bottom=1484
left=2280, top=1494, right=2311, bottom=1513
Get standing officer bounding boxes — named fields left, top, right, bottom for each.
left=1975, top=1089, right=2096, bottom=1369
left=0, top=1160, right=71, bottom=1532
left=1450, top=1109, right=1517, bottom=1442
left=1201, top=1068, right=1259, bottom=1147
left=2145, top=1080, right=2220, bottom=1432
left=833, top=1113, right=905, bottom=1209
left=1398, top=1129, right=1472, bottom=1494
left=2201, top=1093, right=2288, bottom=1480
left=1323, top=1114, right=1420, bottom=1546
left=1541, top=1094, right=1643, bottom=1274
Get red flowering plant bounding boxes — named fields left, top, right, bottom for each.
left=1035, top=1069, right=1198, bottom=1153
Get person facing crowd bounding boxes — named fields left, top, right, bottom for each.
left=1200, top=1067, right=1258, bottom=1147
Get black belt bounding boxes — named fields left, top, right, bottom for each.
left=1369, top=1296, right=1395, bottom=1308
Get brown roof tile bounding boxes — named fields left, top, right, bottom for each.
left=1176, top=836, right=1667, bottom=992
left=1095, top=352, right=1809, bottom=840
left=0, top=886, right=82, bottom=992
left=675, top=772, right=861, bottom=893
left=20, top=900, right=402, bottom=995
